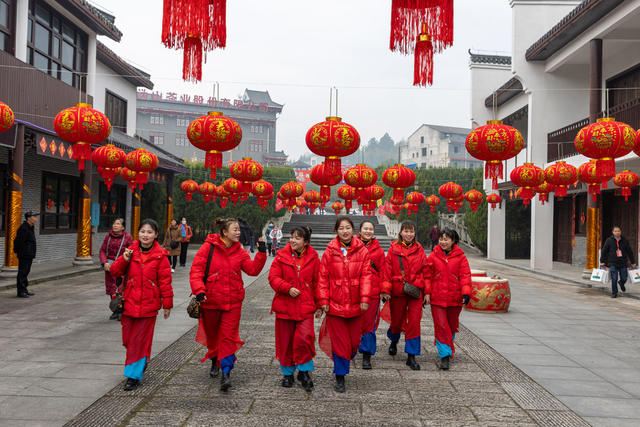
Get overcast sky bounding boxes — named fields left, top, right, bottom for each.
left=97, top=0, right=512, bottom=160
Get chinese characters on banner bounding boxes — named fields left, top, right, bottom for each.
left=137, top=90, right=270, bottom=112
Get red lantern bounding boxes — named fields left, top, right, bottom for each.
left=425, top=195, right=440, bottom=213
left=296, top=198, right=308, bottom=214
left=575, top=117, right=636, bottom=188
left=439, top=182, right=463, bottom=200
left=188, top=111, right=242, bottom=179
left=414, top=23, right=434, bottom=87
left=465, top=120, right=525, bottom=190
left=486, top=193, right=502, bottom=211
left=223, top=178, right=243, bottom=205
left=383, top=164, right=416, bottom=200
left=180, top=179, right=198, bottom=201
left=535, top=181, right=555, bottom=205
left=510, top=163, right=545, bottom=206
left=198, top=182, right=216, bottom=204
left=544, top=161, right=577, bottom=198
left=216, top=185, right=230, bottom=208
left=231, top=157, right=264, bottom=193
left=53, top=102, right=111, bottom=171
left=310, top=163, right=341, bottom=200
left=344, top=164, right=378, bottom=198
left=304, top=190, right=321, bottom=205
left=280, top=181, right=304, bottom=200
left=96, top=167, right=121, bottom=192
left=0, top=101, right=15, bottom=132
left=464, top=190, right=484, bottom=212
left=337, top=185, right=357, bottom=212
left=305, top=117, right=361, bottom=176
left=634, top=127, right=640, bottom=157
left=124, top=148, right=159, bottom=190
left=331, top=201, right=344, bottom=215
left=613, top=170, right=639, bottom=202
left=92, top=144, right=125, bottom=191
left=578, top=160, right=605, bottom=202
left=364, top=185, right=385, bottom=204
left=120, top=167, right=137, bottom=193
left=251, top=179, right=274, bottom=198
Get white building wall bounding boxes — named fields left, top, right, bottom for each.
left=94, top=61, right=138, bottom=136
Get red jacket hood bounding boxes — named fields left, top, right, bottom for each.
left=388, top=240, right=423, bottom=256
left=275, top=243, right=319, bottom=266
left=130, top=239, right=168, bottom=256
left=204, top=233, right=242, bottom=251
left=326, top=236, right=366, bottom=255
left=432, top=244, right=465, bottom=259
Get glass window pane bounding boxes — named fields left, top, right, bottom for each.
left=60, top=68, right=73, bottom=85
left=35, top=3, right=50, bottom=25
left=44, top=177, right=57, bottom=213
left=58, top=214, right=70, bottom=229
left=50, top=61, right=59, bottom=78
left=61, top=41, right=73, bottom=67
left=28, top=19, right=32, bottom=42
left=53, top=16, right=60, bottom=33
left=34, top=23, right=50, bottom=53
left=52, top=37, right=59, bottom=58
left=43, top=214, right=56, bottom=229
left=62, top=23, right=73, bottom=42
left=0, top=1, right=9, bottom=28
left=33, top=52, right=48, bottom=73
left=0, top=32, right=8, bottom=52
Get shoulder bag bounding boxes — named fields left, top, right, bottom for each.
left=398, top=255, right=421, bottom=299
left=187, top=243, right=214, bottom=319
left=109, top=262, right=130, bottom=314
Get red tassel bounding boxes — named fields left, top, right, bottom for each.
left=321, top=186, right=331, bottom=200
left=183, top=36, right=203, bottom=82
left=486, top=161, right=503, bottom=190
left=414, top=28, right=433, bottom=86
left=393, top=188, right=405, bottom=200
left=390, top=0, right=453, bottom=55
left=220, top=198, right=228, bottom=208
left=325, top=157, right=341, bottom=177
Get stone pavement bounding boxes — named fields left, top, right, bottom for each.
left=66, top=268, right=587, bottom=426
left=0, top=257, right=102, bottom=291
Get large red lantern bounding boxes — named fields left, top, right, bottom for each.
left=465, top=120, right=525, bottom=190
left=125, top=148, right=159, bottom=190
left=252, top=180, right=274, bottom=210
left=486, top=193, right=502, bottom=211
left=0, top=101, right=15, bottom=132
left=535, top=181, right=555, bottom=205
left=544, top=161, right=577, bottom=198
left=188, top=111, right=242, bottom=179
left=230, top=157, right=264, bottom=193
left=304, top=190, right=321, bottom=205
left=383, top=164, right=416, bottom=200
left=425, top=194, right=440, bottom=213
left=364, top=185, right=385, bottom=212
left=310, top=163, right=341, bottom=200
left=439, top=182, right=463, bottom=200
left=305, top=117, right=360, bottom=176
left=464, top=190, right=484, bottom=212
left=198, top=182, right=216, bottom=204
left=406, top=191, right=425, bottom=214
left=180, top=179, right=198, bottom=201
left=344, top=164, right=378, bottom=198
left=575, top=117, right=636, bottom=187
left=223, top=178, right=243, bottom=205
left=337, top=185, right=357, bottom=212
left=634, top=128, right=640, bottom=157
left=578, top=160, right=605, bottom=202
left=120, top=167, right=137, bottom=193
left=216, top=185, right=230, bottom=209
left=92, top=144, right=125, bottom=191
left=280, top=181, right=304, bottom=200
left=331, top=201, right=344, bottom=215
left=53, top=102, right=111, bottom=171
left=510, top=163, right=545, bottom=206
left=613, top=170, right=639, bottom=202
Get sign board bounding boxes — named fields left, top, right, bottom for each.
left=91, top=203, right=100, bottom=227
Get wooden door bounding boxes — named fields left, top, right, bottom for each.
left=553, top=197, right=573, bottom=264
left=602, top=188, right=639, bottom=258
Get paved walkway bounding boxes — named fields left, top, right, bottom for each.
left=0, top=257, right=102, bottom=291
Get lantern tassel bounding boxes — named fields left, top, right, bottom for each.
left=220, top=198, right=228, bottom=208
left=205, top=151, right=222, bottom=179
left=623, top=188, right=631, bottom=201
left=325, top=157, right=341, bottom=177
left=596, top=158, right=615, bottom=189
left=485, top=161, right=503, bottom=190
left=186, top=193, right=192, bottom=201
left=393, top=188, right=405, bottom=200
left=345, top=200, right=352, bottom=213
left=413, top=27, right=433, bottom=87
left=183, top=36, right=203, bottom=83
left=555, top=186, right=567, bottom=198
left=321, top=186, right=331, bottom=200
left=72, top=142, right=92, bottom=171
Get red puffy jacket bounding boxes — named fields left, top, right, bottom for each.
left=381, top=241, right=428, bottom=297
left=269, top=243, right=320, bottom=321
left=190, top=234, right=267, bottom=311
left=318, top=237, right=373, bottom=318
left=110, top=240, right=174, bottom=318
left=424, top=245, right=472, bottom=307
left=356, top=237, right=385, bottom=298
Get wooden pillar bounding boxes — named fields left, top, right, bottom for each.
left=2, top=124, right=24, bottom=273
left=73, top=167, right=93, bottom=265
left=165, top=172, right=174, bottom=231
left=131, top=187, right=141, bottom=239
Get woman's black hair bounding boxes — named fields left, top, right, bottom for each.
left=359, top=220, right=375, bottom=231
left=139, top=218, right=159, bottom=234
left=439, top=228, right=460, bottom=245
left=334, top=215, right=354, bottom=232
left=113, top=217, right=126, bottom=228
left=397, top=221, right=417, bottom=243
left=291, top=226, right=313, bottom=243
left=612, top=225, right=622, bottom=232
left=215, top=217, right=238, bottom=236
left=170, top=218, right=178, bottom=225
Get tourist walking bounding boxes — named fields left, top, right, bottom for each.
left=600, top=225, right=637, bottom=298
left=268, top=226, right=320, bottom=392
left=429, top=225, right=440, bottom=250
left=238, top=218, right=255, bottom=253
left=269, top=225, right=283, bottom=256
left=190, top=218, right=267, bottom=391
left=356, top=220, right=386, bottom=370
left=99, top=218, right=133, bottom=320
left=318, top=216, right=373, bottom=392
left=424, top=228, right=471, bottom=370
left=265, top=221, right=275, bottom=256
left=179, top=217, right=193, bottom=267
left=162, top=218, right=181, bottom=272
left=381, top=221, right=428, bottom=371
left=109, top=219, right=173, bottom=391
left=14, top=210, right=39, bottom=298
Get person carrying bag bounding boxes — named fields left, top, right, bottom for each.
left=600, top=225, right=637, bottom=298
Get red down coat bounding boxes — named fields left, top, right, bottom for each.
left=381, top=241, right=428, bottom=297
left=356, top=237, right=386, bottom=298
left=424, top=245, right=472, bottom=307
left=190, top=233, right=267, bottom=311
left=318, top=237, right=373, bottom=319
left=109, top=240, right=174, bottom=318
left=269, top=243, right=320, bottom=321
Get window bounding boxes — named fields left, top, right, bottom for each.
left=177, top=117, right=190, bottom=127
left=0, top=0, right=12, bottom=53
left=249, top=140, right=263, bottom=152
left=421, top=148, right=427, bottom=157
left=150, top=133, right=164, bottom=145
left=430, top=150, right=433, bottom=155
left=421, top=163, right=426, bottom=168
left=105, top=91, right=127, bottom=133
left=27, top=0, right=87, bottom=88
left=98, top=183, right=126, bottom=231
left=150, top=115, right=164, bottom=125
left=175, top=134, right=187, bottom=146
left=454, top=146, right=459, bottom=154
left=420, top=136, right=424, bottom=144
left=41, top=172, right=79, bottom=232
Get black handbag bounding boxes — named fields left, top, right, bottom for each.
left=398, top=255, right=421, bottom=299
left=187, top=243, right=214, bottom=319
left=110, top=264, right=130, bottom=314
left=170, top=241, right=180, bottom=249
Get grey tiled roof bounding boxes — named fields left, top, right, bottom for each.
left=108, top=129, right=184, bottom=172
left=485, top=77, right=524, bottom=108
left=243, top=90, right=283, bottom=108
left=469, top=51, right=511, bottom=66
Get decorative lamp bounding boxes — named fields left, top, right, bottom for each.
left=230, top=157, right=264, bottom=193
left=198, top=182, right=216, bottom=204
left=510, top=163, right=545, bottom=206
left=180, top=179, right=198, bottom=201
left=188, top=111, right=242, bottom=179
left=383, top=164, right=416, bottom=200
left=486, top=193, right=502, bottom=210
left=613, top=170, right=639, bottom=202
left=305, top=117, right=360, bottom=176
left=0, top=101, right=15, bottom=132
left=124, top=148, right=159, bottom=190
left=464, top=189, right=484, bottom=212
left=425, top=194, right=440, bottom=213
left=544, top=161, right=577, bottom=198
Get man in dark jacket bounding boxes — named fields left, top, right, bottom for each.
left=429, top=225, right=440, bottom=250
left=14, top=211, right=38, bottom=298
left=238, top=218, right=255, bottom=253
left=600, top=226, right=636, bottom=298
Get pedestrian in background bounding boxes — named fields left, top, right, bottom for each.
left=238, top=218, right=255, bottom=253
left=268, top=226, right=320, bottom=392
left=270, top=225, right=283, bottom=256
left=429, top=225, right=440, bottom=250
left=381, top=221, right=427, bottom=371
left=190, top=218, right=267, bottom=391
left=265, top=221, right=275, bottom=256
left=179, top=217, right=193, bottom=267
left=318, top=216, right=373, bottom=393
left=110, top=218, right=173, bottom=391
left=424, top=228, right=471, bottom=371
left=162, top=218, right=181, bottom=272
left=356, top=220, right=385, bottom=370
left=600, top=225, right=636, bottom=298
left=99, top=217, right=133, bottom=320
left=14, top=211, right=38, bottom=298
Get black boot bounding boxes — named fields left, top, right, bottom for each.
left=210, top=358, right=219, bottom=378
left=123, top=378, right=139, bottom=391
left=362, top=352, right=372, bottom=370
left=297, top=371, right=313, bottom=392
left=406, top=354, right=421, bottom=371
left=220, top=372, right=231, bottom=391
left=334, top=375, right=345, bottom=393
left=109, top=312, right=119, bottom=320
left=281, top=375, right=294, bottom=388
left=388, top=341, right=398, bottom=356
left=440, top=356, right=450, bottom=370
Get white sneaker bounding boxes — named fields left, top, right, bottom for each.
left=171, top=268, right=175, bottom=273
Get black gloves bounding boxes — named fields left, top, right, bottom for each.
left=462, top=294, right=470, bottom=305
left=257, top=241, right=267, bottom=253
left=196, top=293, right=205, bottom=302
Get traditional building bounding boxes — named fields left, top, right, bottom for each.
left=470, top=0, right=640, bottom=276
left=136, top=88, right=288, bottom=166
left=400, top=124, right=481, bottom=169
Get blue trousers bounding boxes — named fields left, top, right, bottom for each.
left=609, top=265, right=628, bottom=295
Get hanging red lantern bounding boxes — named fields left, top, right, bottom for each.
left=425, top=194, right=440, bottom=213
left=252, top=180, right=274, bottom=210
left=97, top=167, right=121, bottom=192
left=578, top=160, right=605, bottom=202
left=383, top=164, right=416, bottom=200
left=230, top=157, right=264, bottom=193
left=124, top=148, right=159, bottom=190
left=280, top=181, right=304, bottom=200
left=296, top=198, right=308, bottom=214
left=464, top=190, right=484, bottom=212
left=0, top=101, right=15, bottom=132
left=180, top=179, right=198, bottom=201
left=486, top=193, right=502, bottom=211
left=613, top=170, right=639, bottom=202
left=188, top=111, right=242, bottom=179
left=53, top=103, right=111, bottom=171
left=198, top=182, right=216, bottom=204
left=575, top=117, right=636, bottom=188
left=120, top=167, right=137, bottom=193
left=364, top=185, right=385, bottom=206
left=510, top=163, right=545, bottom=207
left=406, top=191, right=425, bottom=214
left=465, top=121, right=525, bottom=190
left=344, top=164, right=378, bottom=198
left=305, top=117, right=360, bottom=176
left=544, top=161, right=577, bottom=198
left=223, top=178, right=243, bottom=205
left=310, top=163, right=341, bottom=200
left=337, top=185, right=357, bottom=212
left=304, top=190, right=321, bottom=206
left=414, top=23, right=434, bottom=87
left=216, top=185, right=230, bottom=208
left=331, top=201, right=344, bottom=215
left=92, top=144, right=125, bottom=191
left=634, top=127, right=640, bottom=157
left=535, top=181, right=555, bottom=205
left=439, top=182, right=463, bottom=200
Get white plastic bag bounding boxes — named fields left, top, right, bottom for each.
left=629, top=269, right=640, bottom=284
left=590, top=268, right=610, bottom=284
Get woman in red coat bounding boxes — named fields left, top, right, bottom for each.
left=424, top=228, right=471, bottom=370
left=318, top=216, right=373, bottom=392
left=381, top=221, right=427, bottom=371
left=109, top=219, right=173, bottom=391
left=190, top=218, right=267, bottom=391
left=99, top=217, right=133, bottom=320
left=268, top=226, right=320, bottom=392
left=356, top=220, right=386, bottom=370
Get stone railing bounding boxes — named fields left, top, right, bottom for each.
left=376, top=214, right=402, bottom=237
left=439, top=213, right=475, bottom=248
